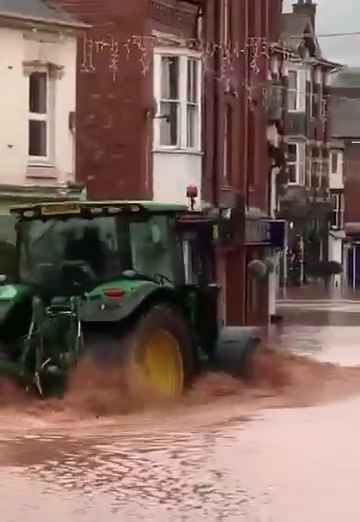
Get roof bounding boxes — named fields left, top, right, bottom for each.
left=0, top=0, right=88, bottom=29
left=280, top=12, right=322, bottom=59
left=329, top=66, right=360, bottom=89
left=11, top=200, right=189, bottom=216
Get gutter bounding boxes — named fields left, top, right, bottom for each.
left=0, top=10, right=90, bottom=30
left=0, top=183, right=86, bottom=202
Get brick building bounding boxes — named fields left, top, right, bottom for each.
left=55, top=0, right=154, bottom=200
left=55, top=0, right=284, bottom=326
left=202, top=0, right=283, bottom=325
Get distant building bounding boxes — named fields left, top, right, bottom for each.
left=329, top=67, right=360, bottom=288
left=276, top=0, right=339, bottom=286
left=0, top=0, right=85, bottom=215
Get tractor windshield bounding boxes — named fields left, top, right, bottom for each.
left=18, top=214, right=184, bottom=290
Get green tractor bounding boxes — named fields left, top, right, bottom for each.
left=0, top=201, right=260, bottom=399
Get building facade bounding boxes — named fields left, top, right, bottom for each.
left=0, top=0, right=85, bottom=216
left=329, top=67, right=360, bottom=288
left=202, top=0, right=283, bottom=325
left=277, top=0, right=338, bottom=286
left=152, top=1, right=203, bottom=208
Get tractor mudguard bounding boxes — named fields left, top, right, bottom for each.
left=80, top=282, right=176, bottom=324
left=0, top=285, right=32, bottom=328
left=215, top=326, right=263, bottom=376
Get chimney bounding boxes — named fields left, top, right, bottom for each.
left=293, top=0, right=317, bottom=32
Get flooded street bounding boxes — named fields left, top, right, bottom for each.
left=2, top=293, right=360, bottom=521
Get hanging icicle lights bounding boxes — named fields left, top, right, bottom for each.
left=80, top=33, right=272, bottom=83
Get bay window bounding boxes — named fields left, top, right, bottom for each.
left=330, top=151, right=343, bottom=176
left=154, top=52, right=201, bottom=151
left=288, top=70, right=299, bottom=111
left=288, top=142, right=305, bottom=185
left=331, top=193, right=344, bottom=229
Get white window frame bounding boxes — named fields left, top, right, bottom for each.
left=330, top=151, right=343, bottom=176
left=28, top=68, right=54, bottom=165
left=288, top=143, right=299, bottom=184
left=153, top=49, right=202, bottom=152
left=331, top=192, right=344, bottom=229
left=288, top=67, right=306, bottom=113
left=288, top=70, right=299, bottom=112
left=288, top=142, right=305, bottom=185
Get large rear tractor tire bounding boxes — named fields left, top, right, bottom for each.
left=127, top=304, right=195, bottom=398
left=85, top=304, right=196, bottom=401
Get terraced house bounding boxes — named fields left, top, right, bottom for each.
left=277, top=0, right=339, bottom=285
left=0, top=0, right=86, bottom=271
left=0, top=0, right=86, bottom=216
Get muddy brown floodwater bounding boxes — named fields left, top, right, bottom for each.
left=2, top=294, right=360, bottom=521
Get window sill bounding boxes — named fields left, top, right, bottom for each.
left=153, top=148, right=203, bottom=156
left=26, top=164, right=59, bottom=180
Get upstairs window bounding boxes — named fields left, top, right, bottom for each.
left=159, top=56, right=180, bottom=147
left=288, top=68, right=306, bottom=112
left=331, top=193, right=344, bottom=230
left=288, top=143, right=299, bottom=184
left=28, top=72, right=51, bottom=162
left=288, top=142, right=305, bottom=185
left=288, top=71, right=299, bottom=111
left=330, top=151, right=342, bottom=175
left=154, top=53, right=201, bottom=151
left=186, top=59, right=199, bottom=148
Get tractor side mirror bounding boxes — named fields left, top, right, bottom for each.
left=0, top=274, right=7, bottom=285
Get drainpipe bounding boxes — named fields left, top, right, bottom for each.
left=353, top=244, right=357, bottom=290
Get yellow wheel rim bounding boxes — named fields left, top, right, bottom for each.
left=141, top=330, right=184, bottom=398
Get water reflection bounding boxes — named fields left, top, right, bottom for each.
left=0, top=431, right=263, bottom=521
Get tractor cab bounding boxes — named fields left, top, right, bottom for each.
left=12, top=201, right=187, bottom=298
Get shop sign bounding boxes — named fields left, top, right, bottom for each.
left=267, top=219, right=286, bottom=249
left=245, top=219, right=286, bottom=248
left=245, top=219, right=271, bottom=245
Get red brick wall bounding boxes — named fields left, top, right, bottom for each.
left=202, top=0, right=280, bottom=212
left=344, top=142, right=360, bottom=224
left=202, top=0, right=281, bottom=326
left=55, top=0, right=153, bottom=200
